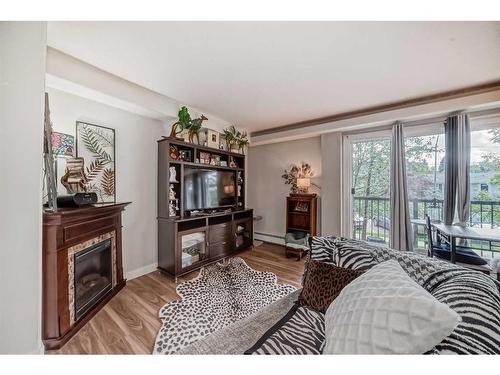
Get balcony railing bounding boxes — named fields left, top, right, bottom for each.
left=352, top=196, right=500, bottom=249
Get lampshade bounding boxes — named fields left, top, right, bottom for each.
left=224, top=185, right=235, bottom=194
left=296, top=178, right=311, bottom=189
left=51, top=132, right=75, bottom=157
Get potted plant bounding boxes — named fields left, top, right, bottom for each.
left=222, top=125, right=249, bottom=154
left=222, top=125, right=237, bottom=151
left=237, top=131, right=249, bottom=154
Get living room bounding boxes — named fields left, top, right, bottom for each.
left=1, top=1, right=500, bottom=373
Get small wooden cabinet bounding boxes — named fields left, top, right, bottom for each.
left=286, top=194, right=318, bottom=235
left=285, top=194, right=318, bottom=259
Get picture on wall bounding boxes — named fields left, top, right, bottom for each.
left=76, top=121, right=116, bottom=203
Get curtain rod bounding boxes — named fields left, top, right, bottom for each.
left=343, top=106, right=500, bottom=136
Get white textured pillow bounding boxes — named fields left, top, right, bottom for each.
left=323, top=260, right=460, bottom=354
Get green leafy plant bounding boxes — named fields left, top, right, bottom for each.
left=222, top=125, right=249, bottom=153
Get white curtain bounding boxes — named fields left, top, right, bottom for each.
left=390, top=123, right=413, bottom=251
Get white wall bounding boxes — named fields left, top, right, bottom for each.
left=46, top=88, right=164, bottom=278
left=0, top=22, right=47, bottom=354
left=247, top=137, right=322, bottom=243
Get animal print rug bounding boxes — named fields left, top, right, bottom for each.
left=153, top=257, right=297, bottom=354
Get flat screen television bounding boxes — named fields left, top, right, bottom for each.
left=183, top=167, right=236, bottom=211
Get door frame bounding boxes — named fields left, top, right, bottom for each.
left=342, top=129, right=392, bottom=240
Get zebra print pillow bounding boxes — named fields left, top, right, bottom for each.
left=308, top=235, right=337, bottom=263
left=423, top=269, right=500, bottom=354
left=245, top=304, right=325, bottom=355
left=314, top=236, right=500, bottom=354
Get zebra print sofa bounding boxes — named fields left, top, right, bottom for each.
left=181, top=237, right=500, bottom=354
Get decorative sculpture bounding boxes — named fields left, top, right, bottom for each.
left=169, top=106, right=208, bottom=144
left=169, top=184, right=176, bottom=200
left=169, top=166, right=178, bottom=183
left=61, top=157, right=89, bottom=193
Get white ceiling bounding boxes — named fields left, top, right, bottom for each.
left=47, top=21, right=500, bottom=133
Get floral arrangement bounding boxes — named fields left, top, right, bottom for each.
left=281, top=162, right=314, bottom=193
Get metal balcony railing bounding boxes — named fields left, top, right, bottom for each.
left=352, top=196, right=500, bottom=249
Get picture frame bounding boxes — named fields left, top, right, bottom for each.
left=76, top=121, right=116, bottom=203
left=199, top=151, right=211, bottom=164
left=294, top=201, right=309, bottom=213
left=207, top=129, right=220, bottom=149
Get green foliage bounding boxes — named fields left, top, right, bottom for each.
left=491, top=173, right=500, bottom=186
left=477, top=190, right=493, bottom=201
left=177, top=106, right=192, bottom=131
left=175, top=106, right=207, bottom=136
left=352, top=138, right=391, bottom=197
left=222, top=125, right=248, bottom=149
left=490, top=128, right=500, bottom=143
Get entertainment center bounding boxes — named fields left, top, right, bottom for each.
left=157, top=137, right=253, bottom=280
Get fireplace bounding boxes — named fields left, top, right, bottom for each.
left=73, top=239, right=113, bottom=321
left=43, top=203, right=129, bottom=350
left=67, top=231, right=118, bottom=325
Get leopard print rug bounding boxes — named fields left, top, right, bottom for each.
left=153, top=257, right=297, bottom=354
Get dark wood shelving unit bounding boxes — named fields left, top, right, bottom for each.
left=157, top=137, right=252, bottom=280
left=286, top=194, right=318, bottom=235
left=285, top=194, right=318, bottom=259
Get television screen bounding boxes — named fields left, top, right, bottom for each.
left=183, top=167, right=236, bottom=210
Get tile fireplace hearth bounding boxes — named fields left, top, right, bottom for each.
left=42, top=203, right=130, bottom=350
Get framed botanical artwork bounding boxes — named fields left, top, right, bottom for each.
left=76, top=121, right=116, bottom=203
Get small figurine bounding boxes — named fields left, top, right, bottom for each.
left=169, top=203, right=177, bottom=216
left=229, top=157, right=238, bottom=168
left=169, top=184, right=176, bottom=200
left=169, top=145, right=179, bottom=160
left=169, top=166, right=178, bottom=182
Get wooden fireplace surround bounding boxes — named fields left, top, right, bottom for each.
left=42, top=202, right=130, bottom=350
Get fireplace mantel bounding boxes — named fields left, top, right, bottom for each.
left=42, top=202, right=130, bottom=350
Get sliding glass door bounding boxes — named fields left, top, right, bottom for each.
left=403, top=126, right=445, bottom=251
left=343, top=114, right=500, bottom=251
left=345, top=133, right=391, bottom=244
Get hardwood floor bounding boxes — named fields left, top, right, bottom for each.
left=48, top=242, right=305, bottom=354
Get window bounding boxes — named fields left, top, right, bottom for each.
left=404, top=126, right=445, bottom=250
left=348, top=135, right=391, bottom=244
left=469, top=125, right=500, bottom=228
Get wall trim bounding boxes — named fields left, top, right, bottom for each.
left=28, top=343, right=45, bottom=355
left=125, top=262, right=158, bottom=280
left=251, top=80, right=500, bottom=138
left=254, top=231, right=285, bottom=245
